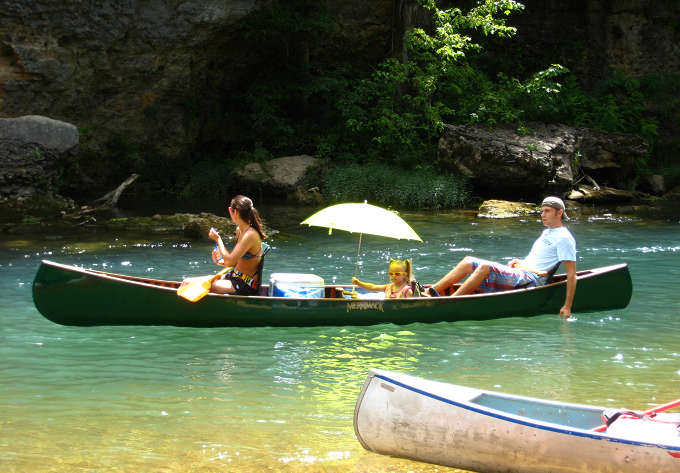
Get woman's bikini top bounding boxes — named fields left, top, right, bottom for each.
left=241, top=241, right=271, bottom=260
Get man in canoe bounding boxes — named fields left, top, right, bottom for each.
left=424, top=196, right=577, bottom=318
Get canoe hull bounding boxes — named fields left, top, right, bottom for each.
left=32, top=260, right=632, bottom=327
left=354, top=369, right=680, bottom=473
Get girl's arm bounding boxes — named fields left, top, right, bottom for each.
left=351, top=277, right=387, bottom=292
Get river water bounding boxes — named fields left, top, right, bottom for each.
left=1, top=206, right=679, bottom=472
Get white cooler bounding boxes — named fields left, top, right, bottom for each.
left=269, top=273, right=325, bottom=298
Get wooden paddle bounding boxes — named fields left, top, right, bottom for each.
left=177, top=267, right=231, bottom=302
left=593, top=398, right=680, bottom=432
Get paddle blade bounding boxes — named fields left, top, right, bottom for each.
left=177, top=277, right=213, bottom=302
left=177, top=267, right=231, bottom=302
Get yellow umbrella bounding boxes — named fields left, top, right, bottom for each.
left=301, top=202, right=422, bottom=241
left=301, top=202, right=422, bottom=282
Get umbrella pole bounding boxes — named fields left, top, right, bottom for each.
left=352, top=232, right=363, bottom=293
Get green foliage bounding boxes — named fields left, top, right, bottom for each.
left=662, top=164, right=680, bottom=190
left=336, top=0, right=525, bottom=166
left=22, top=215, right=41, bottom=224
left=322, top=162, right=470, bottom=210
left=555, top=71, right=660, bottom=171
left=230, top=0, right=347, bottom=156
left=448, top=63, right=569, bottom=126
left=233, top=143, right=274, bottom=167
left=560, top=72, right=659, bottom=142
left=62, top=134, right=142, bottom=197
left=338, top=58, right=450, bottom=166
left=179, top=159, right=235, bottom=202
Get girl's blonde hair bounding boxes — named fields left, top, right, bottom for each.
left=389, top=258, right=413, bottom=283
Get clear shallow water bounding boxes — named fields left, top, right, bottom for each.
left=1, top=208, right=679, bottom=472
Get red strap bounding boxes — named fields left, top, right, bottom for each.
left=593, top=398, right=680, bottom=432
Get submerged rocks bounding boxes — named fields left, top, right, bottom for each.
left=103, top=213, right=235, bottom=239
left=477, top=196, right=678, bottom=221
left=102, top=212, right=276, bottom=240
left=1, top=210, right=281, bottom=238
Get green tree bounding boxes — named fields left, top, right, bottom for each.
left=338, top=0, right=526, bottom=166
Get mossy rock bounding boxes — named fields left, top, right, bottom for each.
left=477, top=200, right=539, bottom=219
left=102, top=212, right=277, bottom=239
left=103, top=212, right=235, bottom=239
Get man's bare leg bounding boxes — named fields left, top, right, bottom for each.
left=431, top=256, right=476, bottom=293
left=452, top=264, right=490, bottom=295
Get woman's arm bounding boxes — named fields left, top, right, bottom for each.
left=209, top=227, right=258, bottom=267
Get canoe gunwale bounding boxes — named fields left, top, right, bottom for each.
left=360, top=369, right=680, bottom=452
left=37, top=259, right=622, bottom=302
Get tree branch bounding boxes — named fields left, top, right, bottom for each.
left=92, top=173, right=140, bottom=207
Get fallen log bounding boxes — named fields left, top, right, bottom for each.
left=63, top=173, right=139, bottom=221
left=92, top=173, right=139, bottom=207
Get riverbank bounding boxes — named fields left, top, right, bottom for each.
left=2, top=196, right=677, bottom=241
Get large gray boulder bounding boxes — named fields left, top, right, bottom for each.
left=0, top=115, right=78, bottom=153
left=0, top=115, right=78, bottom=220
left=233, top=155, right=321, bottom=201
left=438, top=123, right=648, bottom=200
left=0, top=115, right=79, bottom=198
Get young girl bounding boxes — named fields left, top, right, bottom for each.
left=352, top=258, right=414, bottom=299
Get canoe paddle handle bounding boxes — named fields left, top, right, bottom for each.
left=592, top=398, right=680, bottom=432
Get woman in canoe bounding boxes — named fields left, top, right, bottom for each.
left=208, top=195, right=269, bottom=295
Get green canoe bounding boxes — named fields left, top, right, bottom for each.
left=32, top=260, right=632, bottom=327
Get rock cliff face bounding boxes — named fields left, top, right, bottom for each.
left=0, top=0, right=393, bottom=157
left=509, top=0, right=680, bottom=82
left=0, top=0, right=677, bottom=208
left=0, top=0, right=263, bottom=155
left=1, top=1, right=676, bottom=157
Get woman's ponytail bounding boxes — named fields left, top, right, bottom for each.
left=230, top=195, right=267, bottom=240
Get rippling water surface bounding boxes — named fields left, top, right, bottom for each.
left=1, top=207, right=679, bottom=472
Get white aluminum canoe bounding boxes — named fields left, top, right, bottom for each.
left=354, top=369, right=680, bottom=473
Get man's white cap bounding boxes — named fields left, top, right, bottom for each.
left=541, top=196, right=569, bottom=219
